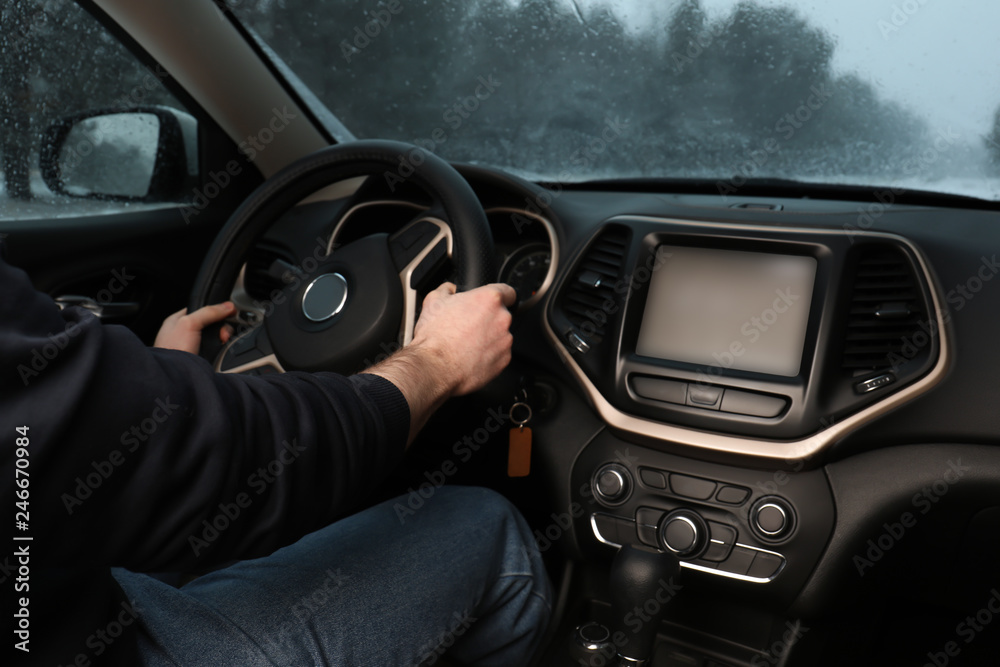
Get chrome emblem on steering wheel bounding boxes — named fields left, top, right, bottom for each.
left=301, top=273, right=348, bottom=322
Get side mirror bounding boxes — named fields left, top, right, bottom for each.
left=40, top=107, right=198, bottom=201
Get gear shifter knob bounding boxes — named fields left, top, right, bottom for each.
left=608, top=544, right=682, bottom=665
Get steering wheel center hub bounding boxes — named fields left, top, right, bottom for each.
left=301, top=273, right=348, bottom=322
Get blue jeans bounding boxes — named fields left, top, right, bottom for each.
left=112, top=486, right=552, bottom=666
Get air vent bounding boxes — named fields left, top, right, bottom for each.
left=841, top=245, right=926, bottom=374
left=559, top=226, right=630, bottom=343
left=243, top=245, right=297, bottom=300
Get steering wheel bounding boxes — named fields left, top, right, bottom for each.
left=187, top=140, right=496, bottom=375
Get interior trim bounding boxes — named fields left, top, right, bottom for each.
left=546, top=217, right=951, bottom=463
left=485, top=206, right=560, bottom=308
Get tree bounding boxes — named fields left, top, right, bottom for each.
left=987, top=106, right=1000, bottom=167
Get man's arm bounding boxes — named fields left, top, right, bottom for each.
left=0, top=250, right=513, bottom=571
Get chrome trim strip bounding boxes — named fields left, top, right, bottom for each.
left=590, top=515, right=784, bottom=583
left=547, top=217, right=950, bottom=462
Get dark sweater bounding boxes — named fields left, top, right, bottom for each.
left=0, top=246, right=409, bottom=666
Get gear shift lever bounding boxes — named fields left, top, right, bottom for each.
left=608, top=544, right=682, bottom=666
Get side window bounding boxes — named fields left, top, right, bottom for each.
left=0, top=2, right=198, bottom=220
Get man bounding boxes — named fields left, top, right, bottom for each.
left=0, top=241, right=551, bottom=666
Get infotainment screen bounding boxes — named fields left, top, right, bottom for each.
left=635, top=246, right=817, bottom=377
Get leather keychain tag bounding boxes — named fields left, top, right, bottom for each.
left=508, top=400, right=532, bottom=477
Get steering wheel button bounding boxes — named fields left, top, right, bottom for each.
left=670, top=474, right=716, bottom=500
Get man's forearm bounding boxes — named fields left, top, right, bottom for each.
left=363, top=341, right=456, bottom=447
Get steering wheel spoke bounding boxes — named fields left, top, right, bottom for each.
left=389, top=216, right=454, bottom=345
left=216, top=323, right=285, bottom=376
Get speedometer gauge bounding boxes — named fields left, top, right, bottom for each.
left=499, top=243, right=551, bottom=305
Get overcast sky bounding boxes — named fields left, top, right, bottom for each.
left=582, top=0, right=1000, bottom=143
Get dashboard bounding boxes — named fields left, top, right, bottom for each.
left=227, top=161, right=1000, bottom=661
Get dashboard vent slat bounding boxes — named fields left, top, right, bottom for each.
left=558, top=227, right=630, bottom=343
left=840, top=246, right=926, bottom=374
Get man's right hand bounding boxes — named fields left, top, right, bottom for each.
left=364, top=282, right=516, bottom=446
left=410, top=282, right=516, bottom=397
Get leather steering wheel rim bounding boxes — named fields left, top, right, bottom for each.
left=189, top=139, right=495, bottom=314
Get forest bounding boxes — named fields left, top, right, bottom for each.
left=2, top=0, right=998, bottom=202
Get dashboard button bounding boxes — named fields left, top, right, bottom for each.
left=670, top=473, right=716, bottom=500
left=593, top=464, right=632, bottom=506
left=718, top=546, right=756, bottom=575
left=659, top=511, right=706, bottom=558
left=720, top=389, right=787, bottom=418
left=635, top=507, right=665, bottom=527
left=632, top=376, right=687, bottom=405
left=613, top=518, right=638, bottom=547
left=636, top=523, right=659, bottom=548
left=702, top=521, right=737, bottom=562
left=687, top=384, right=723, bottom=409
left=567, top=331, right=590, bottom=354
left=716, top=485, right=751, bottom=505
left=750, top=497, right=795, bottom=540
left=639, top=467, right=668, bottom=489
left=592, top=513, right=619, bottom=544
left=747, top=552, right=785, bottom=579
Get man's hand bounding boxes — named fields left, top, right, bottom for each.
left=365, top=282, right=516, bottom=445
left=154, top=302, right=236, bottom=354
left=410, top=282, right=516, bottom=396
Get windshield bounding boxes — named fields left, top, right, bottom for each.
left=231, top=0, right=1000, bottom=201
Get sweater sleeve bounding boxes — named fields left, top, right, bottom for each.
left=0, top=249, right=409, bottom=572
